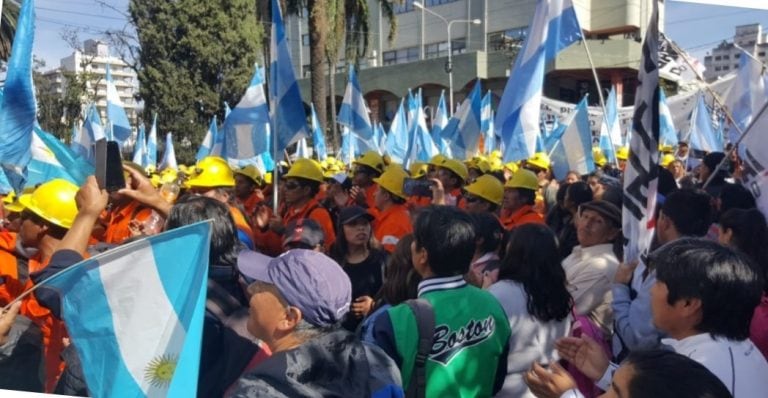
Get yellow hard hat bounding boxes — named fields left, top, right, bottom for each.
left=616, top=147, right=630, bottom=161
left=284, top=158, right=324, bottom=183
left=660, top=153, right=676, bottom=167
left=464, top=175, right=504, bottom=206
left=323, top=163, right=342, bottom=179
left=428, top=154, right=447, bottom=167
left=503, top=161, right=519, bottom=173
left=659, top=144, right=674, bottom=154
left=490, top=150, right=502, bottom=160
left=234, top=165, right=264, bottom=186
left=2, top=191, right=24, bottom=213
left=526, top=152, right=551, bottom=170
left=354, top=151, right=386, bottom=174
left=264, top=171, right=273, bottom=185
left=409, top=162, right=428, bottom=178
left=372, top=166, right=408, bottom=200
left=186, top=156, right=235, bottom=188
left=489, top=157, right=504, bottom=172
left=18, top=179, right=79, bottom=229
left=505, top=169, right=539, bottom=191
left=592, top=147, right=607, bottom=167
left=466, top=157, right=491, bottom=174
left=439, top=159, right=469, bottom=181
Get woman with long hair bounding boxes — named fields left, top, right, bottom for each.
left=328, top=206, right=388, bottom=330
left=488, top=223, right=573, bottom=397
left=719, top=207, right=768, bottom=360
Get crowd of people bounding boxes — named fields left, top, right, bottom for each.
left=0, top=141, right=766, bottom=398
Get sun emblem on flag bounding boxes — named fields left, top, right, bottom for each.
left=144, top=354, right=178, bottom=388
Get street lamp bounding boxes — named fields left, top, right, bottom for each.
left=414, top=1, right=481, bottom=115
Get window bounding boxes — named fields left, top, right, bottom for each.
left=735, top=64, right=739, bottom=69
left=760, top=51, right=766, bottom=57
left=425, top=42, right=450, bottom=59
left=715, top=56, right=722, bottom=61
left=723, top=55, right=729, bottom=60
left=723, top=65, right=729, bottom=70
left=302, top=65, right=311, bottom=78
left=735, top=53, right=741, bottom=58
left=488, top=27, right=528, bottom=52
left=715, top=66, right=721, bottom=71
left=383, top=46, right=420, bottom=65
left=394, top=0, right=415, bottom=14
left=302, top=34, right=310, bottom=46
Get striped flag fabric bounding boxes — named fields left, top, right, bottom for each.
left=384, top=99, right=409, bottom=164
left=310, top=103, right=327, bottom=161
left=442, top=80, right=483, bottom=159
left=659, top=88, right=678, bottom=147
left=494, top=0, right=581, bottom=163
left=295, top=137, right=310, bottom=159
left=269, top=0, right=309, bottom=156
left=106, top=64, right=133, bottom=142
left=338, top=66, right=373, bottom=140
left=43, top=221, right=211, bottom=398
left=196, top=116, right=219, bottom=161
left=220, top=65, right=271, bottom=160
left=0, top=0, right=37, bottom=193
left=27, top=126, right=94, bottom=187
left=599, top=86, right=621, bottom=163
left=622, top=3, right=659, bottom=264
left=431, top=91, right=449, bottom=154
left=72, top=103, right=106, bottom=164
left=739, top=101, right=768, bottom=219
left=403, top=90, right=438, bottom=167
left=550, top=96, right=594, bottom=179
left=146, top=113, right=158, bottom=170
left=159, top=132, right=178, bottom=171
left=132, top=124, right=147, bottom=166
left=726, top=46, right=768, bottom=137
left=688, top=93, right=722, bottom=153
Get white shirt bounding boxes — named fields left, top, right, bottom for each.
left=488, top=280, right=571, bottom=397
left=562, top=244, right=619, bottom=335
left=663, top=334, right=768, bottom=398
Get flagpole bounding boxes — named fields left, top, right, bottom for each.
left=702, top=100, right=768, bottom=189
left=272, top=123, right=279, bottom=213
left=580, top=38, right=620, bottom=168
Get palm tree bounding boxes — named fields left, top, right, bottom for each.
left=282, top=0, right=398, bottom=145
left=0, top=0, right=20, bottom=61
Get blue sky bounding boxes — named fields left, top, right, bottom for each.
left=665, top=0, right=768, bottom=61
left=30, top=0, right=768, bottom=69
left=34, top=0, right=129, bottom=70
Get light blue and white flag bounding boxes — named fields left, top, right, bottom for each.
left=43, top=221, right=211, bottom=398
left=310, top=103, right=327, bottom=161
left=338, top=66, right=373, bottom=140
left=224, top=102, right=232, bottom=119
left=688, top=93, right=723, bottom=153
left=550, top=96, right=593, bottom=179
left=431, top=91, right=449, bottom=154
left=27, top=126, right=94, bottom=188
left=72, top=104, right=106, bottom=164
left=339, top=126, right=356, bottom=166
left=221, top=65, right=271, bottom=160
left=599, top=86, right=620, bottom=163
left=403, top=91, right=438, bottom=167
left=106, top=64, right=133, bottom=143
left=295, top=137, right=310, bottom=159
left=481, top=90, right=494, bottom=154
left=0, top=0, right=37, bottom=193
left=384, top=99, right=409, bottom=163
left=442, top=80, right=482, bottom=159
left=738, top=100, right=768, bottom=219
left=146, top=113, right=158, bottom=170
left=374, top=122, right=388, bottom=155
left=196, top=116, right=219, bottom=161
left=543, top=117, right=567, bottom=153
left=132, top=124, right=147, bottom=166
left=659, top=88, right=678, bottom=147
left=159, top=133, right=178, bottom=171
left=495, top=0, right=581, bottom=163
left=269, top=0, right=308, bottom=156
left=726, top=47, right=768, bottom=139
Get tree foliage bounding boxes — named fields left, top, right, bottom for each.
left=0, top=0, right=19, bottom=61
left=129, top=0, right=264, bottom=164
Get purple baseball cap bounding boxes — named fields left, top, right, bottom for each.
left=237, top=249, right=352, bottom=327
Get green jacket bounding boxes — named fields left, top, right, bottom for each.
left=372, top=275, right=511, bottom=397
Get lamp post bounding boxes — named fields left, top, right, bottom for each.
left=413, top=1, right=481, bottom=116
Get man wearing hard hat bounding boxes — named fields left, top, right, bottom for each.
left=372, top=166, right=413, bottom=253
left=500, top=170, right=545, bottom=230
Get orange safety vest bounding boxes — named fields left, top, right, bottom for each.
left=104, top=201, right=154, bottom=244
left=374, top=204, right=413, bottom=253
left=500, top=204, right=545, bottom=230
left=281, top=198, right=336, bottom=250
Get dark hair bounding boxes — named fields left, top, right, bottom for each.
left=518, top=188, right=537, bottom=206
left=413, top=206, right=475, bottom=276
left=660, top=189, right=712, bottom=237
left=565, top=182, right=593, bottom=210
left=498, top=224, right=572, bottom=322
left=656, top=165, right=678, bottom=198
left=166, top=195, right=241, bottom=267
left=719, top=208, right=768, bottom=293
left=329, top=217, right=380, bottom=267
left=376, top=234, right=421, bottom=306
left=651, top=238, right=763, bottom=340
left=718, top=183, right=756, bottom=214
left=624, top=350, right=732, bottom=398
left=471, top=212, right=504, bottom=254
left=298, top=179, right=321, bottom=197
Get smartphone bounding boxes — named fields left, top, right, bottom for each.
left=402, top=178, right=433, bottom=197
left=95, top=139, right=126, bottom=192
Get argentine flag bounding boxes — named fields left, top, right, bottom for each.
left=549, top=96, right=594, bottom=179
left=442, top=81, right=482, bottom=159
left=599, top=86, right=621, bottom=163
left=310, top=103, right=327, bottom=161
left=495, top=0, right=581, bottom=163
left=159, top=132, right=178, bottom=171
left=196, top=116, right=219, bottom=161
left=221, top=65, right=271, bottom=159
left=27, top=126, right=94, bottom=187
left=659, top=89, right=678, bottom=147
left=106, top=64, right=133, bottom=142
left=72, top=104, right=106, bottom=164
left=133, top=124, right=147, bottom=167
left=146, top=113, right=158, bottom=169
left=384, top=99, right=409, bottom=164
left=338, top=66, right=373, bottom=140
left=43, top=221, right=211, bottom=398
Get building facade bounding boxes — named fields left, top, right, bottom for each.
left=703, top=23, right=768, bottom=81
left=285, top=0, right=657, bottom=126
left=43, top=40, right=139, bottom=126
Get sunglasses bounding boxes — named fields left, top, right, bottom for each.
left=284, top=181, right=302, bottom=191
left=464, top=195, right=480, bottom=203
